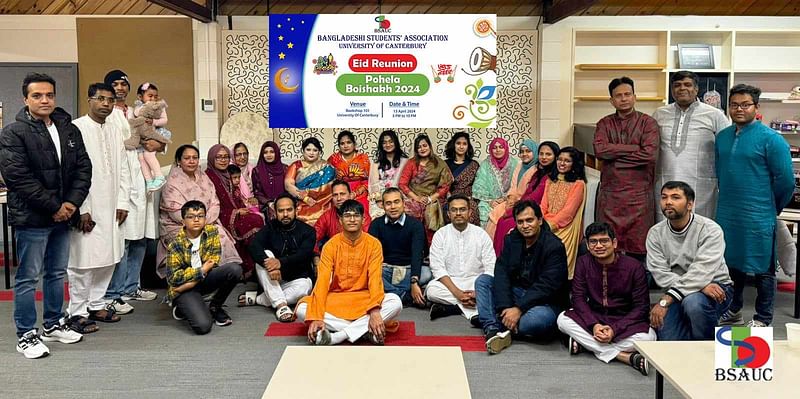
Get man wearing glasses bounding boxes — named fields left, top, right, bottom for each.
left=66, top=83, right=132, bottom=331
left=653, top=71, right=729, bottom=221
left=426, top=194, right=496, bottom=324
left=715, top=84, right=794, bottom=328
left=557, top=222, right=655, bottom=376
left=475, top=200, right=568, bottom=355
left=647, top=181, right=733, bottom=340
left=1, top=73, right=91, bottom=358
left=297, top=199, right=402, bottom=345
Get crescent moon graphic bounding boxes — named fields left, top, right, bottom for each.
left=274, top=67, right=299, bottom=94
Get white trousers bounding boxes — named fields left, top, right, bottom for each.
left=67, top=265, right=116, bottom=317
left=255, top=263, right=312, bottom=307
left=557, top=311, right=657, bottom=363
left=296, top=293, right=402, bottom=343
left=425, top=278, right=478, bottom=319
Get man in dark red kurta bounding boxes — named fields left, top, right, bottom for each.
left=593, top=77, right=660, bottom=261
left=557, top=222, right=655, bottom=376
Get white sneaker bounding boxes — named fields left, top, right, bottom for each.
left=107, top=298, right=134, bottom=315
left=123, top=288, right=158, bottom=301
left=41, top=319, right=83, bottom=344
left=486, top=330, right=512, bottom=355
left=16, top=330, right=50, bottom=359
left=746, top=319, right=768, bottom=327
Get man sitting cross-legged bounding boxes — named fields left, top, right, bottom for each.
left=557, top=222, right=656, bottom=376
left=165, top=200, right=242, bottom=334
left=297, top=199, right=402, bottom=345
left=368, top=187, right=431, bottom=307
left=475, top=200, right=569, bottom=354
left=426, top=194, right=496, bottom=324
left=245, top=193, right=314, bottom=322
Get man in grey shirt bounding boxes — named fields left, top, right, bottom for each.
left=646, top=181, right=733, bottom=340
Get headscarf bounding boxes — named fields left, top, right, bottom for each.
left=254, top=141, right=287, bottom=199
left=206, top=144, right=234, bottom=194
left=516, top=138, right=539, bottom=182
left=489, top=138, right=510, bottom=170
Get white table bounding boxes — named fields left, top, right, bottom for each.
left=635, top=341, right=799, bottom=398
left=262, top=346, right=472, bottom=399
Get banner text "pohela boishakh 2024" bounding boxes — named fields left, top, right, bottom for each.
left=268, top=14, right=497, bottom=129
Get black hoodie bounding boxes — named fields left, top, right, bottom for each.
left=0, top=107, right=92, bottom=227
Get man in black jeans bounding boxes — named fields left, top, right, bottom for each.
left=165, top=200, right=242, bottom=334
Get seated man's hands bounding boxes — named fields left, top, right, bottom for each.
left=592, top=324, right=615, bottom=344
left=457, top=289, right=476, bottom=308
left=500, top=307, right=522, bottom=333
left=701, top=282, right=726, bottom=303
left=367, top=308, right=385, bottom=341
left=307, top=320, right=325, bottom=343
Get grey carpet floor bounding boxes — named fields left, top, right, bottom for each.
left=0, top=283, right=795, bottom=399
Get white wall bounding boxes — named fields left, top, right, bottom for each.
left=540, top=15, right=800, bottom=146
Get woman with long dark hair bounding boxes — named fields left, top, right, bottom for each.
left=368, top=130, right=409, bottom=218
left=328, top=130, right=372, bottom=217
left=443, top=132, right=480, bottom=225
left=284, top=137, right=335, bottom=226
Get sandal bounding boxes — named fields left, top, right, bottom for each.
left=568, top=337, right=584, bottom=355
left=88, top=309, right=121, bottom=323
left=67, top=316, right=99, bottom=334
left=238, top=291, right=258, bottom=307
left=629, top=352, right=649, bottom=376
left=275, top=305, right=294, bottom=323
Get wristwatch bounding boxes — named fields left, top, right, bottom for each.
left=658, top=298, right=670, bottom=308
left=410, top=276, right=419, bottom=285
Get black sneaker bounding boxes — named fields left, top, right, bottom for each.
left=209, top=305, right=232, bottom=326
left=470, top=315, right=482, bottom=328
left=429, top=303, right=462, bottom=320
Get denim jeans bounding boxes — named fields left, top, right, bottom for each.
left=381, top=265, right=432, bottom=306
left=475, top=274, right=559, bottom=340
left=727, top=268, right=776, bottom=324
left=13, top=224, right=70, bottom=337
left=658, top=283, right=734, bottom=341
left=105, top=238, right=148, bottom=299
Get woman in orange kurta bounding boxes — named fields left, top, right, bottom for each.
left=284, top=137, right=335, bottom=226
left=328, top=130, right=371, bottom=217
left=540, top=146, right=587, bottom=279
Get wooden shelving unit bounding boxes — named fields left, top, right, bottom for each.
left=576, top=64, right=665, bottom=71
left=574, top=96, right=665, bottom=101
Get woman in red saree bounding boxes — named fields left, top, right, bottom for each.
left=328, top=130, right=371, bottom=218
left=206, top=144, right=265, bottom=278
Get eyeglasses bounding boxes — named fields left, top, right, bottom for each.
left=215, top=155, right=231, bottom=161
left=184, top=214, right=206, bottom=220
left=729, top=103, right=755, bottom=110
left=89, top=96, right=115, bottom=104
left=587, top=238, right=612, bottom=246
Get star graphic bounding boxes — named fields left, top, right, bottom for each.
left=291, top=27, right=295, bottom=31
left=277, top=24, right=282, bottom=28
left=301, top=20, right=305, bottom=24
left=287, top=42, right=294, bottom=49
left=279, top=52, right=286, bottom=60
left=278, top=35, right=284, bottom=41
left=287, top=17, right=291, bottom=21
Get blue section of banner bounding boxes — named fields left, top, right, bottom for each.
left=269, top=14, right=316, bottom=128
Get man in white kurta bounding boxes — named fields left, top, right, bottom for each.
left=426, top=195, right=496, bottom=322
left=68, top=84, right=131, bottom=322
left=652, top=71, right=729, bottom=221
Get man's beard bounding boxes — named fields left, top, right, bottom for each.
left=662, top=208, right=685, bottom=220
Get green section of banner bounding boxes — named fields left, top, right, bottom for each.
left=731, top=327, right=750, bottom=368
left=336, top=73, right=430, bottom=96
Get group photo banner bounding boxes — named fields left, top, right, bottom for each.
left=268, top=14, right=497, bottom=128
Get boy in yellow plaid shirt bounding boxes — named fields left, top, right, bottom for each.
left=166, top=200, right=241, bottom=334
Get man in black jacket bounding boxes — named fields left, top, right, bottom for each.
left=0, top=73, right=92, bottom=359
left=475, top=200, right=569, bottom=354
left=246, top=193, right=315, bottom=322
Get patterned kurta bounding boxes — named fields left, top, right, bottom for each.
left=715, top=121, right=794, bottom=274
left=593, top=110, right=660, bottom=255
left=445, top=160, right=480, bottom=225
left=652, top=101, right=729, bottom=220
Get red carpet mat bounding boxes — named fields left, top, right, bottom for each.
left=778, top=282, right=796, bottom=293
left=265, top=320, right=486, bottom=352
left=0, top=283, right=70, bottom=301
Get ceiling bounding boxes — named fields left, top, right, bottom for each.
left=1, top=0, right=799, bottom=22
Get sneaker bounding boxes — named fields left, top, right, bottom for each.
left=106, top=298, right=134, bottom=315
left=41, top=319, right=83, bottom=344
left=314, top=329, right=332, bottom=345
left=172, top=306, right=186, bottom=321
left=209, top=305, right=232, bottom=326
left=16, top=330, right=50, bottom=359
left=719, top=310, right=743, bottom=326
left=746, top=319, right=768, bottom=327
left=486, top=330, right=512, bottom=355
left=470, top=315, right=482, bottom=328
left=123, top=288, right=158, bottom=301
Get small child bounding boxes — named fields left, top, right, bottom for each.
left=227, top=165, right=261, bottom=214
left=126, top=82, right=172, bottom=191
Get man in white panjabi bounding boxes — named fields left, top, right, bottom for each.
left=67, top=83, right=131, bottom=328
left=426, top=194, right=496, bottom=324
left=652, top=70, right=729, bottom=221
